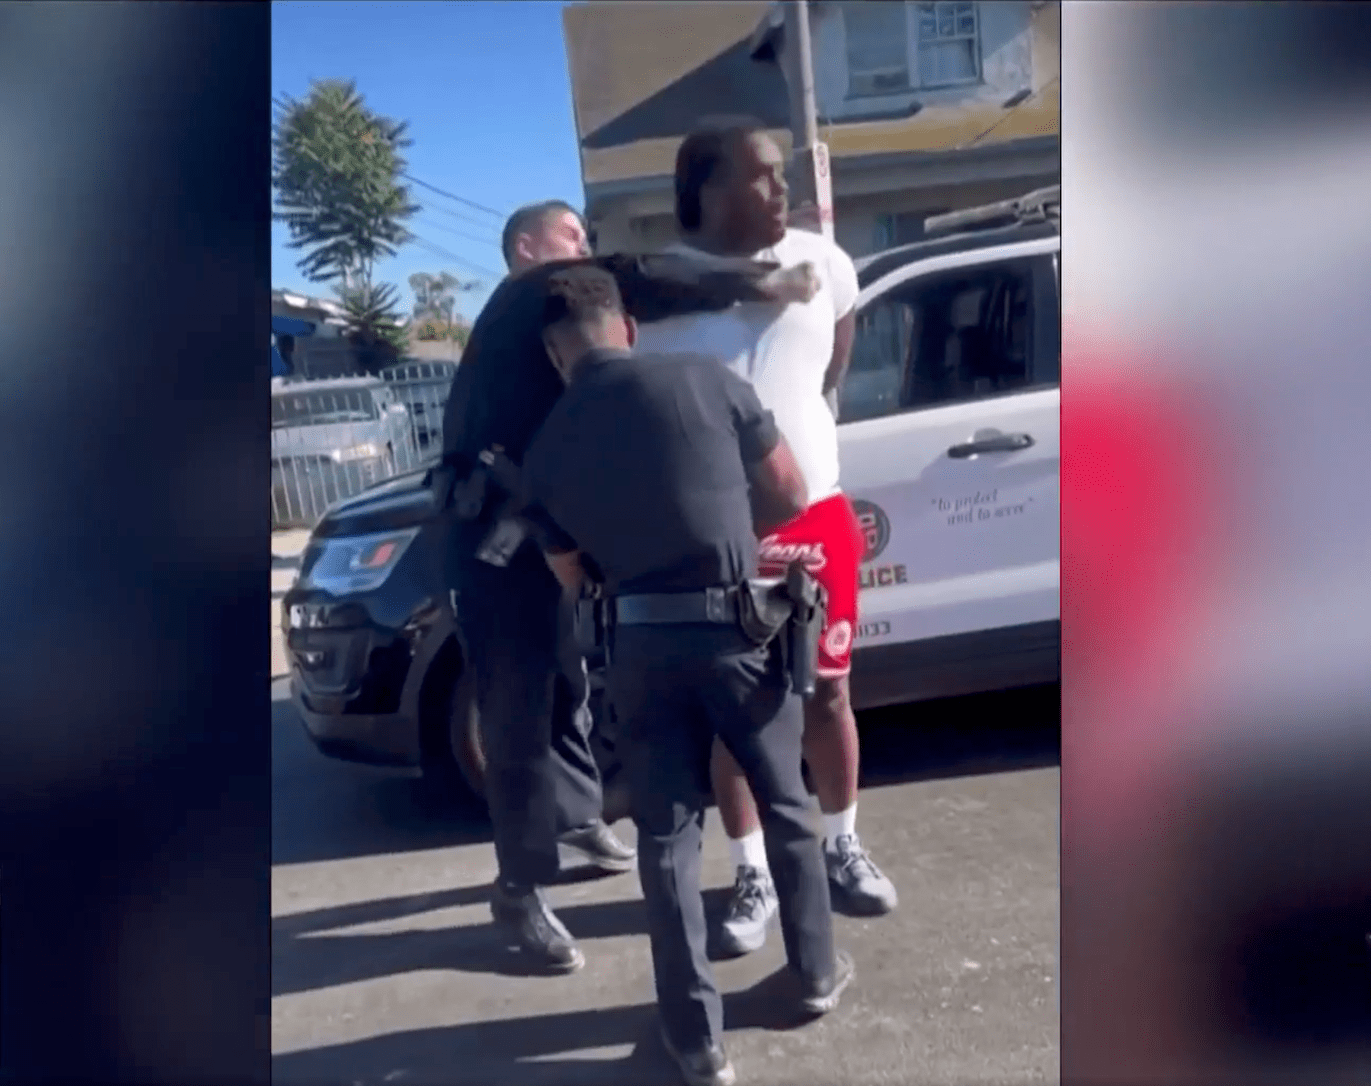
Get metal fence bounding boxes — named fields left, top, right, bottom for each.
left=271, top=361, right=458, bottom=530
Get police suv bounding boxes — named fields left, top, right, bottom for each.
left=280, top=187, right=1060, bottom=806
left=841, top=186, right=1060, bottom=708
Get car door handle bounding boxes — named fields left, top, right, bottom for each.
left=947, top=433, right=1035, bottom=459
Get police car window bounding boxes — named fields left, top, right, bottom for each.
left=839, top=254, right=1057, bottom=421
left=842, top=300, right=919, bottom=423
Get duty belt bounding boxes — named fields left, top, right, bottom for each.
left=613, top=586, right=742, bottom=626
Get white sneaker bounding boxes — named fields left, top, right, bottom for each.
left=826, top=834, right=898, bottom=915
left=717, top=864, right=778, bottom=956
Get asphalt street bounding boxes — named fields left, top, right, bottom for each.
left=272, top=677, right=1060, bottom=1086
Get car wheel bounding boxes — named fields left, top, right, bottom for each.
left=446, top=663, right=487, bottom=800
left=418, top=658, right=487, bottom=814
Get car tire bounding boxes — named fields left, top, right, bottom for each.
left=446, top=663, right=487, bottom=801
left=418, top=661, right=487, bottom=814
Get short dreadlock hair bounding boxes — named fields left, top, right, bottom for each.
left=540, top=265, right=625, bottom=334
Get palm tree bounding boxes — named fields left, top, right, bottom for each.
left=335, top=279, right=407, bottom=372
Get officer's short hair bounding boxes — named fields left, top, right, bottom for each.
left=541, top=266, right=624, bottom=333
left=501, top=200, right=583, bottom=267
left=674, top=116, right=767, bottom=233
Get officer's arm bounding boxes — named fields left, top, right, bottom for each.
left=723, top=368, right=809, bottom=535
left=748, top=434, right=809, bottom=537
left=526, top=506, right=586, bottom=595
left=520, top=463, right=586, bottom=594
left=544, top=549, right=586, bottom=596
left=593, top=253, right=818, bottom=325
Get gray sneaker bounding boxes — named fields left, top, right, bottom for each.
left=717, top=864, right=778, bottom=957
left=825, top=834, right=897, bottom=915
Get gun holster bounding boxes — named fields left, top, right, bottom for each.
left=782, top=561, right=827, bottom=698
left=450, top=463, right=490, bottom=521
left=737, top=577, right=795, bottom=646
left=573, top=588, right=608, bottom=657
left=461, top=446, right=530, bottom=568
left=474, top=512, right=530, bottom=567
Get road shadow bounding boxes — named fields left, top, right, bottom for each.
left=272, top=682, right=1058, bottom=867
left=855, top=682, right=1059, bottom=791
left=273, top=881, right=738, bottom=998
left=272, top=691, right=495, bottom=867
left=272, top=553, right=303, bottom=571
left=273, top=969, right=830, bottom=1086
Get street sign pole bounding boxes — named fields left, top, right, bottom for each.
left=783, top=0, right=833, bottom=240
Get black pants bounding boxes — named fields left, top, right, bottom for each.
left=607, top=624, right=836, bottom=1050
left=453, top=544, right=602, bottom=888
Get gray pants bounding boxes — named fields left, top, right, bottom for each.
left=607, top=625, right=836, bottom=1051
left=453, top=544, right=602, bottom=888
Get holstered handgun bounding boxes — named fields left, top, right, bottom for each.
left=783, top=561, right=827, bottom=698
left=737, top=577, right=795, bottom=647
left=471, top=446, right=531, bottom=567
left=572, top=554, right=610, bottom=662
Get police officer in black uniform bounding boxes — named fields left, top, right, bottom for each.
left=440, top=204, right=824, bottom=975
left=521, top=266, right=854, bottom=1086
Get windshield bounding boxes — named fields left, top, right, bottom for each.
left=272, top=389, right=380, bottom=429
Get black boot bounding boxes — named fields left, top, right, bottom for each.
left=559, top=818, right=636, bottom=872
left=490, top=881, right=585, bottom=974
left=659, top=1023, right=736, bottom=1086
left=797, top=949, right=855, bottom=1017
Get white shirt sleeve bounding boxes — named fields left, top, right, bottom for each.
left=826, top=238, right=860, bottom=322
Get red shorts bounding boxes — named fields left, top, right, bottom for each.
left=757, top=493, right=864, bottom=678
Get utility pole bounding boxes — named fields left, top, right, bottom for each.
left=782, top=0, right=833, bottom=240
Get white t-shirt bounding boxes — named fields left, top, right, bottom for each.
left=633, top=228, right=860, bottom=505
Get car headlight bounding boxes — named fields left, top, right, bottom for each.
left=296, top=527, right=420, bottom=595
left=333, top=442, right=381, bottom=463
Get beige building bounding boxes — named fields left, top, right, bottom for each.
left=562, top=0, right=1059, bottom=259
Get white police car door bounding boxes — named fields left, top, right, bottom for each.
left=837, top=238, right=1060, bottom=650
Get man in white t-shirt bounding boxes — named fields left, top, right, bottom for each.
left=634, top=119, right=899, bottom=958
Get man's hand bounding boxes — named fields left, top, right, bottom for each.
left=757, top=262, right=820, bottom=305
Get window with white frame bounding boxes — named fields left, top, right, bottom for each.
left=843, top=2, right=981, bottom=99
left=915, top=1, right=981, bottom=88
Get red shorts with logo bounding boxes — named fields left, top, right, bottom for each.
left=757, top=493, right=865, bottom=678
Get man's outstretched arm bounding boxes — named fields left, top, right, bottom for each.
left=594, top=252, right=819, bottom=325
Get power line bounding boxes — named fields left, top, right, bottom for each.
left=958, top=75, right=1060, bottom=151
left=416, top=215, right=504, bottom=252
left=418, top=199, right=504, bottom=238
left=403, top=173, right=507, bottom=221
left=407, top=232, right=501, bottom=280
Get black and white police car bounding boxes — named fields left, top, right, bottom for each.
left=841, top=185, right=1060, bottom=708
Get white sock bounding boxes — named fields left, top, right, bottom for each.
left=824, top=804, right=858, bottom=851
left=728, top=828, right=769, bottom=873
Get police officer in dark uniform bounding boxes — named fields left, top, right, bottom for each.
left=521, top=266, right=854, bottom=1086
left=440, top=204, right=824, bottom=975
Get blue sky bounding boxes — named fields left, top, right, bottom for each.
left=271, top=0, right=584, bottom=320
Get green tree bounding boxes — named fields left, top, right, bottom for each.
left=336, top=281, right=408, bottom=372
left=273, top=79, right=420, bottom=372
left=272, top=79, right=418, bottom=286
